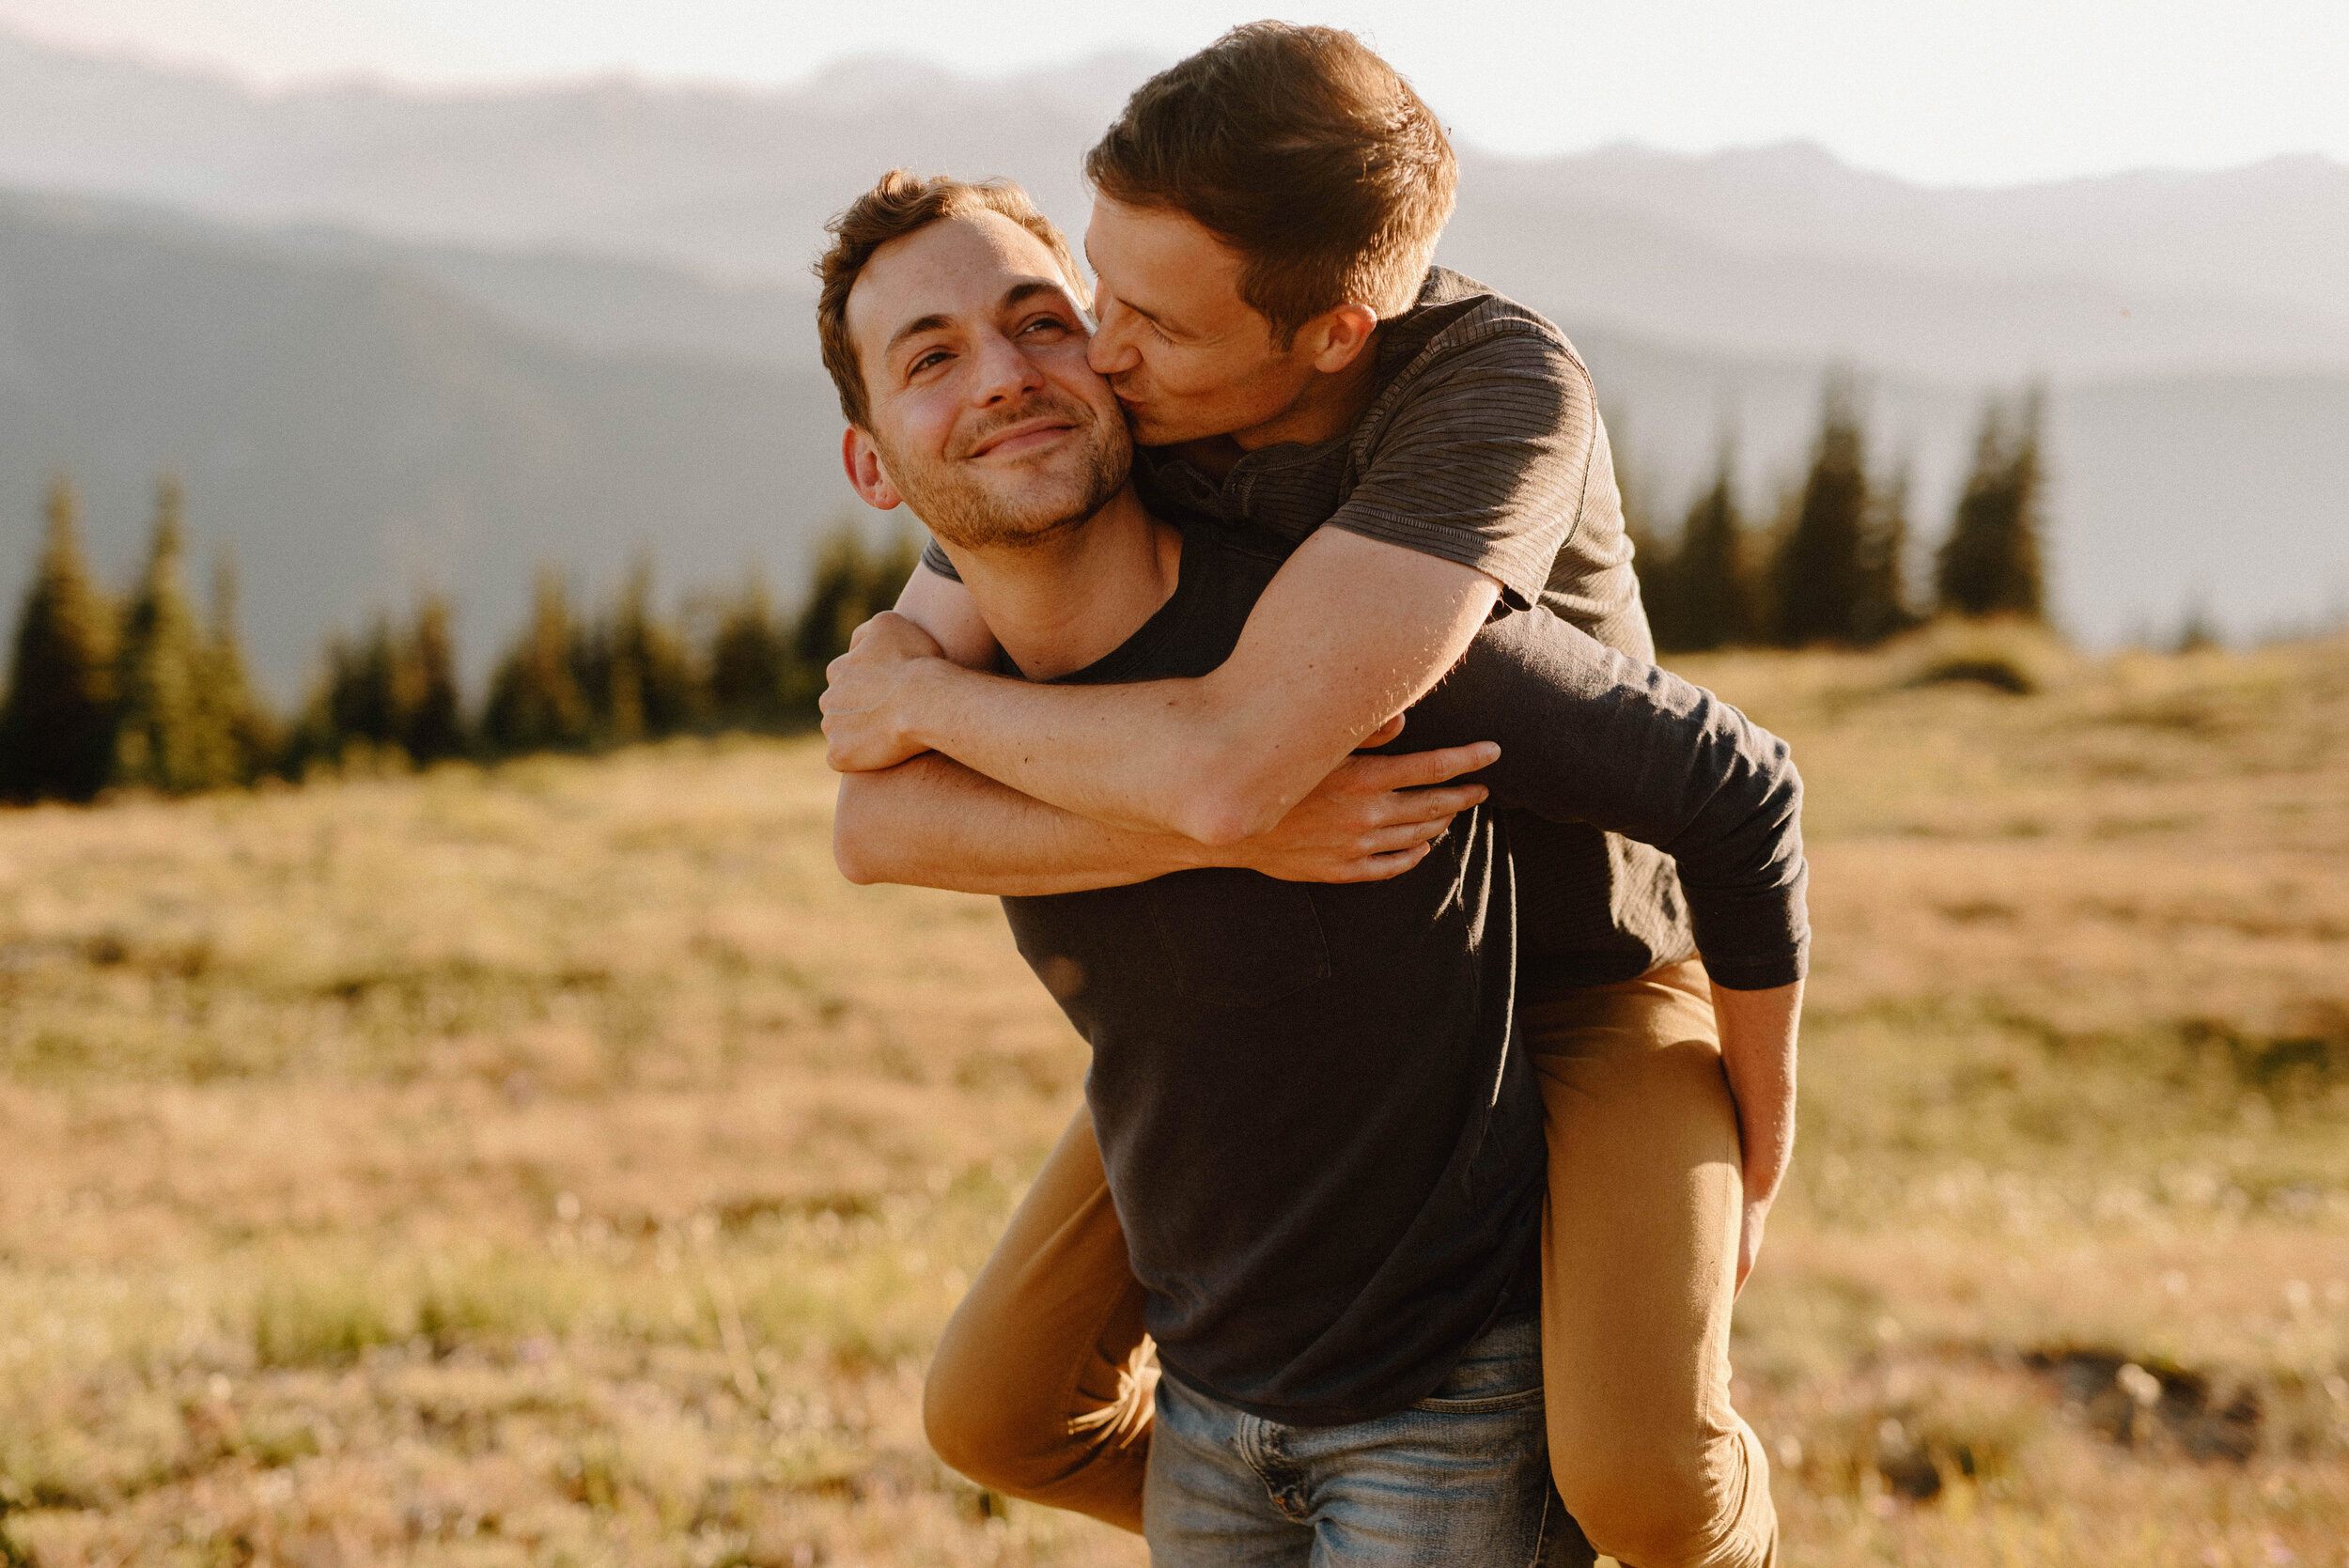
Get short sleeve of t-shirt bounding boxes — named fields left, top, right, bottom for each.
left=918, top=534, right=958, bottom=581
left=1330, top=326, right=1599, bottom=613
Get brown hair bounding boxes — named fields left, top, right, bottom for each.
left=1085, top=23, right=1455, bottom=346
left=816, top=170, right=1090, bottom=427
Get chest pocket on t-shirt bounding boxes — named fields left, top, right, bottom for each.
left=1147, top=869, right=1331, bottom=1008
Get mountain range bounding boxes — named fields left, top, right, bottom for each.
left=0, top=24, right=2342, bottom=696
left=0, top=190, right=847, bottom=693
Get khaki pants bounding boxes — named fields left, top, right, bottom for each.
left=924, top=960, right=1777, bottom=1568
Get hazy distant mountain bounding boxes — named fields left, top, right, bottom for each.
left=4, top=188, right=2339, bottom=688
left=1468, top=142, right=2349, bottom=340
left=1439, top=174, right=2349, bottom=381
left=0, top=27, right=2341, bottom=681
left=5, top=24, right=2347, bottom=381
left=0, top=192, right=857, bottom=698
left=0, top=25, right=1130, bottom=281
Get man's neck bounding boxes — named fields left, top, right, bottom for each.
left=1167, top=323, right=1385, bottom=480
left=946, top=486, right=1181, bottom=682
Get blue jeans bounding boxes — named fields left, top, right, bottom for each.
left=1143, top=1312, right=1587, bottom=1566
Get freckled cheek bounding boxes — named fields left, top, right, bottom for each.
left=901, top=396, right=964, bottom=462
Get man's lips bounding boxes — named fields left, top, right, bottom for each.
left=966, top=416, right=1079, bottom=459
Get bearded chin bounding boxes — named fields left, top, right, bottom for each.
left=900, top=424, right=1128, bottom=552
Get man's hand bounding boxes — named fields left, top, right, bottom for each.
left=1218, top=733, right=1500, bottom=883
left=1714, top=978, right=1800, bottom=1298
left=1735, top=1195, right=1770, bottom=1296
left=821, top=613, right=950, bottom=772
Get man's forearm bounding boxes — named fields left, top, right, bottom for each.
left=879, top=660, right=1265, bottom=839
left=833, top=753, right=1206, bottom=895
left=1713, top=978, right=1801, bottom=1205
left=872, top=530, right=1501, bottom=844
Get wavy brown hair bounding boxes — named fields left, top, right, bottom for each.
left=815, top=170, right=1089, bottom=427
left=1085, top=23, right=1455, bottom=346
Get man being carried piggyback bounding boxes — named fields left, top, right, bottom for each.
left=819, top=24, right=1799, bottom=1568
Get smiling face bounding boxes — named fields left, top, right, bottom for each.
left=842, top=209, right=1129, bottom=551
left=1082, top=194, right=1331, bottom=449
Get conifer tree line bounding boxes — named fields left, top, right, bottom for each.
left=1, top=380, right=2054, bottom=804
left=1632, top=379, right=2049, bottom=654
left=0, top=474, right=921, bottom=804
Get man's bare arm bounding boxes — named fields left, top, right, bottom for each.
left=836, top=563, right=1495, bottom=892
left=892, top=563, right=1001, bottom=670
left=823, top=529, right=1500, bottom=845
left=834, top=741, right=1494, bottom=893
left=1714, top=978, right=1801, bottom=1295
left=835, top=755, right=1197, bottom=893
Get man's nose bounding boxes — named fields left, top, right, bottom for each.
left=1088, top=297, right=1142, bottom=376
left=972, top=330, right=1047, bottom=404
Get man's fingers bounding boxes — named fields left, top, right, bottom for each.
left=1365, top=782, right=1486, bottom=824
left=1342, top=740, right=1499, bottom=791
left=1361, top=818, right=1452, bottom=855
left=1357, top=712, right=1408, bottom=749
left=1334, top=841, right=1434, bottom=882
left=1735, top=1205, right=1766, bottom=1296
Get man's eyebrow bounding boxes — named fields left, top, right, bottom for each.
left=882, top=281, right=1067, bottom=359
left=1002, top=279, right=1066, bottom=310
left=885, top=313, right=952, bottom=355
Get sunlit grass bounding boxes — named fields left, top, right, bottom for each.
left=1, top=630, right=2344, bottom=1565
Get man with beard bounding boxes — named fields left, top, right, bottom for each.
left=820, top=25, right=1792, bottom=1568
left=816, top=168, right=1805, bottom=1565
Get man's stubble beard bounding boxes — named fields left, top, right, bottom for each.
left=888, top=394, right=1131, bottom=553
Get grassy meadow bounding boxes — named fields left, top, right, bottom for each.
left=0, top=624, right=2344, bottom=1567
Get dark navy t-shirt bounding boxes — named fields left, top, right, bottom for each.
left=999, top=520, right=1806, bottom=1427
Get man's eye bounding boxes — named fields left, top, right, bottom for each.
left=909, top=349, right=950, bottom=376
left=1020, top=316, right=1070, bottom=337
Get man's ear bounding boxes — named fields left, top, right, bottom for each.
left=1302, top=303, right=1379, bottom=376
left=841, top=426, right=903, bottom=510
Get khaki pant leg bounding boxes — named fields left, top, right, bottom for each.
left=923, top=1104, right=1157, bottom=1534
left=1530, top=960, right=1778, bottom=1568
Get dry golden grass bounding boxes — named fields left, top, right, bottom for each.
left=1, top=626, right=2344, bottom=1567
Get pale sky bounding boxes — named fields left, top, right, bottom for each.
left=4, top=0, right=2345, bottom=186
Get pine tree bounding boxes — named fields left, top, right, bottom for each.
left=579, top=560, right=701, bottom=745
left=1936, top=388, right=2048, bottom=619
left=328, top=618, right=401, bottom=752
left=1852, top=464, right=1919, bottom=646
left=1769, top=379, right=1873, bottom=646
left=397, top=593, right=467, bottom=763
left=789, top=524, right=924, bottom=706
left=708, top=571, right=791, bottom=731
left=290, top=593, right=467, bottom=771
left=204, top=554, right=281, bottom=782
left=0, top=477, right=118, bottom=802
left=113, top=478, right=238, bottom=793
left=1667, top=446, right=1754, bottom=653
left=482, top=570, right=592, bottom=755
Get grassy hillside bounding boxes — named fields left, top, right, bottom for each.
left=0, top=629, right=2343, bottom=1565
